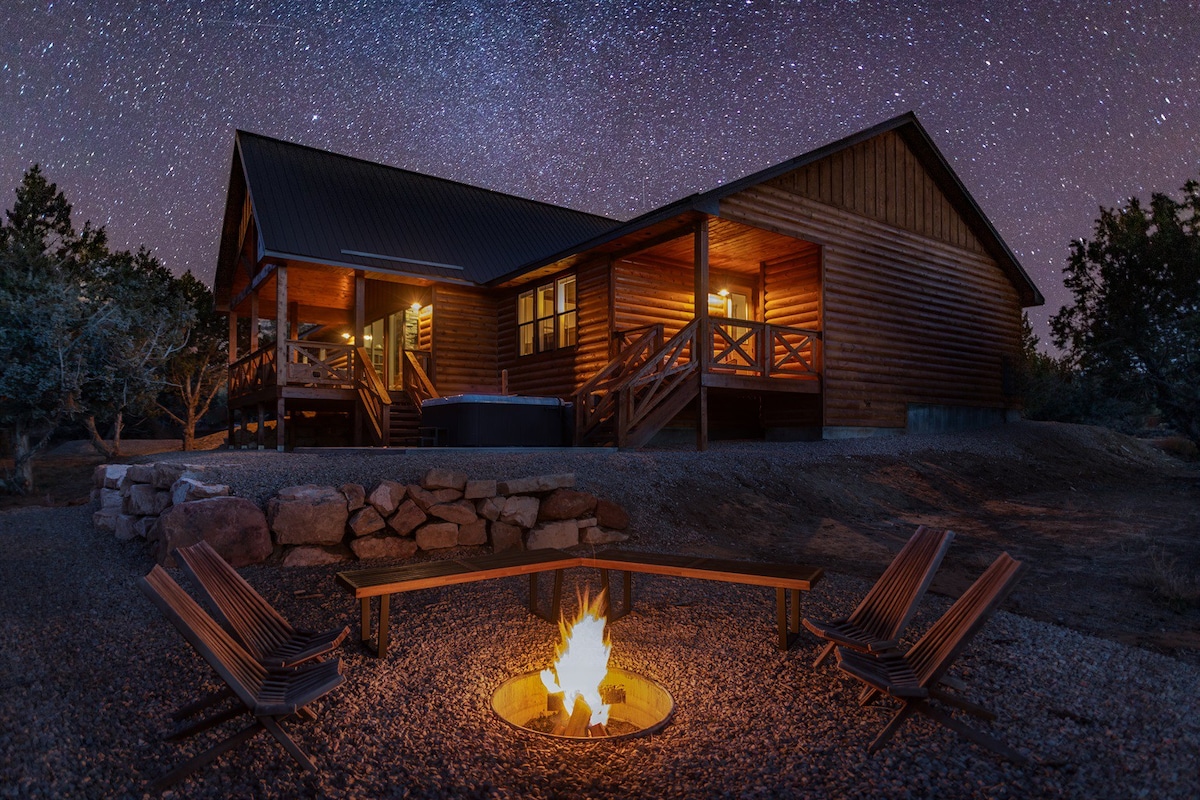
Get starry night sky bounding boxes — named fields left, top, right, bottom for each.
left=3, top=1, right=1197, bottom=343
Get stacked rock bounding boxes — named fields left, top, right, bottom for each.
left=91, top=462, right=231, bottom=545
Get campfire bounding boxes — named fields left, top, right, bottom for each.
left=492, top=590, right=673, bottom=740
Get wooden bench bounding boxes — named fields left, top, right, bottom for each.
left=335, top=549, right=823, bottom=657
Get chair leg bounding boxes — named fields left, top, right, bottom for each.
left=920, top=704, right=1030, bottom=764
left=858, top=686, right=881, bottom=707
left=261, top=716, right=318, bottom=772
left=812, top=642, right=835, bottom=668
left=867, top=703, right=917, bottom=754
left=150, top=722, right=264, bottom=793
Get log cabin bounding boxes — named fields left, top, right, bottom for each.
left=213, top=112, right=1042, bottom=450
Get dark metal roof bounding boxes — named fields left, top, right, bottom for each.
left=487, top=112, right=1043, bottom=307
left=233, top=131, right=619, bottom=284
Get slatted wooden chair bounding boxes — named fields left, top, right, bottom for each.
left=803, top=525, right=955, bottom=667
left=139, top=565, right=345, bottom=792
left=176, top=540, right=348, bottom=668
left=835, top=552, right=1028, bottom=763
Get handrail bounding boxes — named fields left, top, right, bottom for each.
left=618, top=318, right=701, bottom=437
left=284, top=340, right=355, bottom=386
left=402, top=350, right=439, bottom=407
left=228, top=345, right=277, bottom=400
left=573, top=324, right=664, bottom=443
left=354, top=346, right=391, bottom=446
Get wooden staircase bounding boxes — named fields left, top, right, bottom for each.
left=574, top=319, right=702, bottom=449
left=388, top=394, right=423, bottom=446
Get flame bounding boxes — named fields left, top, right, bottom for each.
left=540, top=590, right=611, bottom=727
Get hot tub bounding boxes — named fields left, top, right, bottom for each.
left=420, top=394, right=571, bottom=447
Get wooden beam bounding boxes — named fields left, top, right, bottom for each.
left=694, top=219, right=710, bottom=453
left=227, top=312, right=238, bottom=364
left=275, top=264, right=288, bottom=452
left=231, top=261, right=278, bottom=312
left=609, top=222, right=699, bottom=262
left=249, top=292, right=259, bottom=351
left=353, top=271, right=365, bottom=447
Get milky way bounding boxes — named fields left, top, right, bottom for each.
left=2, top=1, right=1197, bottom=341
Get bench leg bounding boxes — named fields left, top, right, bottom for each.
left=360, top=598, right=371, bottom=642
left=528, top=570, right=565, bottom=623
left=377, top=595, right=389, bottom=659
left=776, top=588, right=803, bottom=651
left=600, top=569, right=634, bottom=622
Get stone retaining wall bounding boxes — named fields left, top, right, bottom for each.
left=91, top=463, right=630, bottom=568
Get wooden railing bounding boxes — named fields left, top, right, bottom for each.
left=573, top=325, right=664, bottom=444
left=616, top=318, right=701, bottom=447
left=228, top=346, right=277, bottom=400
left=706, top=319, right=822, bottom=379
left=355, top=346, right=391, bottom=446
left=283, top=341, right=356, bottom=386
left=402, top=350, right=439, bottom=407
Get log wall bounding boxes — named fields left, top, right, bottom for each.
left=496, top=261, right=611, bottom=397
left=432, top=285, right=499, bottom=395
left=612, top=258, right=695, bottom=339
left=722, top=183, right=1022, bottom=430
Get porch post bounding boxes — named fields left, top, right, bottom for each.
left=249, top=291, right=259, bottom=351
left=275, top=264, right=288, bottom=452
left=353, top=271, right=365, bottom=447
left=694, top=218, right=710, bottom=452
left=227, top=312, right=238, bottom=449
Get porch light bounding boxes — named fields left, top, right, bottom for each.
left=341, top=332, right=351, bottom=339
left=718, top=288, right=730, bottom=297
left=411, top=302, right=422, bottom=312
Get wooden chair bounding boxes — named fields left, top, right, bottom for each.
left=835, top=553, right=1028, bottom=763
left=139, top=565, right=345, bottom=792
left=176, top=540, right=348, bottom=668
left=803, top=525, right=955, bottom=667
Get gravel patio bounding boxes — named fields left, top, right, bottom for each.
left=2, top=495, right=1197, bottom=799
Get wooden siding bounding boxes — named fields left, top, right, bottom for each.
left=432, top=285, right=499, bottom=395
left=612, top=258, right=695, bottom=339
left=767, top=130, right=985, bottom=255
left=722, top=183, right=1022, bottom=430
left=497, top=261, right=610, bottom=397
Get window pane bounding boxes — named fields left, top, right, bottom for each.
left=518, top=290, right=534, bottom=324
left=730, top=292, right=751, bottom=321
left=556, top=275, right=576, bottom=313
left=538, top=318, right=555, bottom=352
left=519, top=322, right=534, bottom=356
left=537, top=284, right=555, bottom=319
left=558, top=310, right=577, bottom=348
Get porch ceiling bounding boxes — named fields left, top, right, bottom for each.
left=633, top=217, right=817, bottom=276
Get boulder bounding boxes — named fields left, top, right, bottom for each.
left=92, top=509, right=119, bottom=532
left=415, top=522, right=459, bottom=550
left=497, top=473, right=575, bottom=495
left=170, top=477, right=230, bottom=506
left=581, top=527, right=629, bottom=545
left=125, top=464, right=157, bottom=484
left=153, top=462, right=188, bottom=489
left=268, top=485, right=349, bottom=546
left=476, top=496, right=505, bottom=522
left=431, top=488, right=463, bottom=503
left=428, top=500, right=477, bottom=525
left=114, top=514, right=140, bottom=541
left=350, top=535, right=418, bottom=561
left=155, top=496, right=272, bottom=568
left=135, top=516, right=160, bottom=541
left=490, top=521, right=524, bottom=553
left=499, top=495, right=539, bottom=529
left=537, top=489, right=597, bottom=521
left=457, top=518, right=488, bottom=547
left=282, top=546, right=349, bottom=568
left=575, top=517, right=598, bottom=529
left=348, top=506, right=386, bottom=537
left=95, top=464, right=129, bottom=490
left=126, top=484, right=172, bottom=516
left=406, top=484, right=438, bottom=512
left=422, top=468, right=468, bottom=491
left=526, top=520, right=579, bottom=550
left=464, top=479, right=497, bottom=500
left=367, top=480, right=407, bottom=517
left=99, top=487, right=123, bottom=511
left=388, top=500, right=426, bottom=536
left=341, top=483, right=366, bottom=512
left=594, top=498, right=630, bottom=530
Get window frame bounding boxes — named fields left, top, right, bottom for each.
left=517, top=273, right=578, bottom=357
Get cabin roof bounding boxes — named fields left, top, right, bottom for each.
left=214, top=113, right=1041, bottom=308
left=217, top=131, right=620, bottom=287
left=487, top=113, right=1043, bottom=306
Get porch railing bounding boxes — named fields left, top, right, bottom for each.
left=355, top=346, right=391, bottom=445
left=228, top=346, right=277, bottom=400
left=402, top=349, right=439, bottom=407
left=706, top=318, right=822, bottom=379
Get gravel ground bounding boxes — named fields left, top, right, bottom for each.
left=2, top=484, right=1198, bottom=798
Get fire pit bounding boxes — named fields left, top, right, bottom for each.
left=492, top=592, right=673, bottom=740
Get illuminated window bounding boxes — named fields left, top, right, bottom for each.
left=517, top=274, right=577, bottom=356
